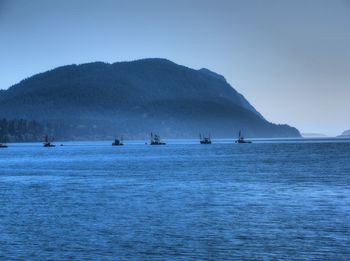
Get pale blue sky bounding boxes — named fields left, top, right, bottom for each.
left=1, top=0, right=349, bottom=135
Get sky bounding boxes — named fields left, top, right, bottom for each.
left=0, top=0, right=349, bottom=136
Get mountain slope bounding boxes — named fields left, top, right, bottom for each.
left=338, top=130, right=350, bottom=137
left=0, top=58, right=300, bottom=139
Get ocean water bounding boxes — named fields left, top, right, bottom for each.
left=0, top=139, right=349, bottom=260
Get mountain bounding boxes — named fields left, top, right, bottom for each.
left=0, top=58, right=300, bottom=139
left=338, top=130, right=350, bottom=137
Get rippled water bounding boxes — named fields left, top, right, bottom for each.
left=1, top=139, right=350, bottom=260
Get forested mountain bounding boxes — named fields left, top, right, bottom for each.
left=0, top=58, right=300, bottom=140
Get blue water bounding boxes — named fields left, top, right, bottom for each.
left=0, top=139, right=350, bottom=260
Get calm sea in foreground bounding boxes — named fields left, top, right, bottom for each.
left=1, top=138, right=349, bottom=260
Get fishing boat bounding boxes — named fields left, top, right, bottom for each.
left=0, top=136, right=8, bottom=148
left=235, top=130, right=252, bottom=144
left=43, top=135, right=55, bottom=147
left=150, top=132, right=166, bottom=145
left=112, top=137, right=124, bottom=146
left=200, top=134, right=212, bottom=144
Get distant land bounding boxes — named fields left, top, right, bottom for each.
left=301, top=133, right=328, bottom=138
left=338, top=130, right=350, bottom=137
left=0, top=58, right=300, bottom=141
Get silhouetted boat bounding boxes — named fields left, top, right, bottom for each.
left=200, top=134, right=212, bottom=144
left=150, top=132, right=166, bottom=145
left=112, top=137, right=124, bottom=146
left=0, top=136, right=8, bottom=148
left=235, top=130, right=252, bottom=144
left=43, top=135, right=55, bottom=147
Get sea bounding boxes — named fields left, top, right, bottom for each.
left=0, top=138, right=349, bottom=260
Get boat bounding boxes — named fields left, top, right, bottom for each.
left=150, top=132, right=166, bottom=145
left=235, top=130, right=252, bottom=144
left=200, top=134, right=212, bottom=144
left=112, top=137, right=124, bottom=146
left=43, top=135, right=55, bottom=147
left=0, top=136, right=8, bottom=148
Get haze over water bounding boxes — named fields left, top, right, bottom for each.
left=1, top=139, right=349, bottom=260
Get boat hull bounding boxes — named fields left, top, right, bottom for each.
left=235, top=140, right=252, bottom=144
left=43, top=143, right=55, bottom=147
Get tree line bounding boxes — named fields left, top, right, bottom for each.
left=0, top=118, right=49, bottom=142
left=0, top=118, right=118, bottom=142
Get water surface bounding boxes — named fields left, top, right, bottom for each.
left=1, top=139, right=349, bottom=260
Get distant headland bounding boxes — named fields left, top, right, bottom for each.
left=338, top=130, right=350, bottom=137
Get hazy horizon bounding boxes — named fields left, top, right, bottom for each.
left=1, top=0, right=349, bottom=136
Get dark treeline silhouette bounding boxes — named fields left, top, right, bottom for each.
left=0, top=119, right=44, bottom=142
left=0, top=118, right=136, bottom=142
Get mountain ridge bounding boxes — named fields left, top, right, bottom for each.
left=0, top=58, right=300, bottom=139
